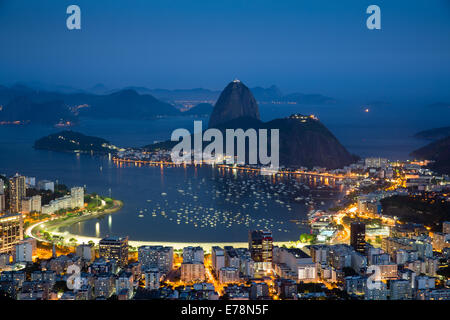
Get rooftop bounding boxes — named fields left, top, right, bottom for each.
left=286, top=248, right=311, bottom=259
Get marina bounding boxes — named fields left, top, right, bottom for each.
left=57, top=163, right=343, bottom=242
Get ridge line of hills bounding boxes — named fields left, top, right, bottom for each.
left=0, top=83, right=337, bottom=126
left=411, top=126, right=450, bottom=175
left=32, top=80, right=359, bottom=169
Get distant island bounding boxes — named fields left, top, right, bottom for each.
left=414, top=126, right=450, bottom=141
left=34, top=130, right=119, bottom=154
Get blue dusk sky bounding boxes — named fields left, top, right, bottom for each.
left=0, top=0, right=449, bottom=102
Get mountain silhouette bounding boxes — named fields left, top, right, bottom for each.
left=208, top=80, right=260, bottom=128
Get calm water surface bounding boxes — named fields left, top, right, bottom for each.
left=0, top=103, right=448, bottom=241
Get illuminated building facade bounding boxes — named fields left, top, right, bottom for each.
left=144, top=267, right=160, bottom=290
left=70, top=187, right=84, bottom=209
left=218, top=267, right=240, bottom=283
left=180, top=262, right=205, bottom=282
left=138, top=245, right=173, bottom=274
left=211, top=246, right=225, bottom=277
left=99, top=236, right=129, bottom=267
left=0, top=194, right=5, bottom=213
left=350, top=222, right=366, bottom=254
left=0, top=213, right=23, bottom=254
left=9, top=175, right=26, bottom=213
left=248, top=230, right=273, bottom=263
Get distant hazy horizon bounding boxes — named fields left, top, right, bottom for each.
left=1, top=0, right=449, bottom=103
left=1, top=80, right=449, bottom=108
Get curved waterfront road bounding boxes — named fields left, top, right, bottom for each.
left=25, top=219, right=298, bottom=253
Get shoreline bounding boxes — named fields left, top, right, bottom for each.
left=27, top=221, right=301, bottom=252
left=25, top=185, right=340, bottom=252
left=26, top=199, right=123, bottom=242
left=25, top=172, right=339, bottom=252
left=26, top=198, right=303, bottom=252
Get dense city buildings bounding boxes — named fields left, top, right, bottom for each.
left=365, top=157, right=388, bottom=169
left=0, top=216, right=449, bottom=300
left=0, top=173, right=84, bottom=217
left=432, top=232, right=450, bottom=252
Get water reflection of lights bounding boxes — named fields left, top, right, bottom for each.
left=95, top=222, right=100, bottom=237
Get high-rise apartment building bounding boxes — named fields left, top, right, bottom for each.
left=390, top=279, right=412, bottom=300
left=138, top=245, right=173, bottom=274
left=99, top=236, right=129, bottom=267
left=144, top=267, right=161, bottom=290
left=70, top=187, right=84, bottom=209
left=0, top=194, right=5, bottom=213
left=30, top=195, right=42, bottom=213
left=219, top=267, right=240, bottom=283
left=249, top=230, right=273, bottom=263
left=443, top=222, right=450, bottom=235
left=15, top=241, right=33, bottom=263
left=9, top=175, right=26, bottom=213
left=76, top=243, right=95, bottom=262
left=180, top=262, right=205, bottom=283
left=211, top=246, right=225, bottom=276
left=350, top=222, right=366, bottom=253
left=0, top=177, right=4, bottom=213
left=182, top=246, right=204, bottom=263
left=0, top=213, right=23, bottom=254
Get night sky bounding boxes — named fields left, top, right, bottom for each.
left=0, top=0, right=449, bottom=101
